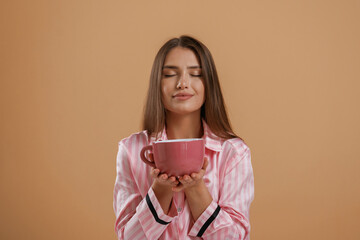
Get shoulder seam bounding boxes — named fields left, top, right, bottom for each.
left=225, top=138, right=249, bottom=155
left=118, top=130, right=148, bottom=145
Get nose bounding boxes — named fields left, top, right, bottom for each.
left=176, top=73, right=189, bottom=89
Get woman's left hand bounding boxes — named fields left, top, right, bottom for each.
left=172, top=157, right=209, bottom=192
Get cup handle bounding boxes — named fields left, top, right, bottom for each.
left=140, top=145, right=156, bottom=168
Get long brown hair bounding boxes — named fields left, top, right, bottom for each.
left=142, top=35, right=241, bottom=140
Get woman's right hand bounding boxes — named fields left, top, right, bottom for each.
left=150, top=153, right=179, bottom=189
left=149, top=153, right=178, bottom=215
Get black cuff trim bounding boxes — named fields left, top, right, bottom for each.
left=145, top=194, right=171, bottom=225
left=197, top=205, right=221, bottom=237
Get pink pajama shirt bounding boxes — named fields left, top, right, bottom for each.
left=113, top=120, right=254, bottom=239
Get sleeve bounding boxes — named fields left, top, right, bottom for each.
left=188, top=146, right=254, bottom=240
left=113, top=141, right=175, bottom=240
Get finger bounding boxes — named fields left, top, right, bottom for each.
left=171, top=180, right=179, bottom=186
left=191, top=173, right=201, bottom=180
left=149, top=153, right=154, bottom=162
left=151, top=168, right=160, bottom=178
left=179, top=175, right=192, bottom=184
left=159, top=173, right=168, bottom=181
left=178, top=176, right=184, bottom=184
left=169, top=176, right=177, bottom=182
left=172, top=184, right=184, bottom=192
left=202, top=157, right=209, bottom=170
left=166, top=176, right=179, bottom=185
left=197, top=158, right=209, bottom=177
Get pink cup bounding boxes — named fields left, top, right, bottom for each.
left=140, top=138, right=205, bottom=177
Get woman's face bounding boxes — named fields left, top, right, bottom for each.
left=161, top=47, right=205, bottom=116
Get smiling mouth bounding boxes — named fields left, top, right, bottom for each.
left=173, top=94, right=193, bottom=100
left=173, top=92, right=194, bottom=97
left=173, top=94, right=192, bottom=97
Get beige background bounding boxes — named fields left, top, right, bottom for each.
left=1, top=0, right=359, bottom=239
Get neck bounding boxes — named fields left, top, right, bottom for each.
left=165, top=110, right=203, bottom=139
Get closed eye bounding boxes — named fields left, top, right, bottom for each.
left=163, top=74, right=202, bottom=77
left=163, top=74, right=176, bottom=77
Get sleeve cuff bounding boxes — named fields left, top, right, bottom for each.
left=134, top=187, right=174, bottom=239
left=189, top=201, right=221, bottom=237
left=145, top=187, right=174, bottom=224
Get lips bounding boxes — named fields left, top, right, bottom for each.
left=173, top=93, right=193, bottom=97
left=173, top=92, right=194, bottom=100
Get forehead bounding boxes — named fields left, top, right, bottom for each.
left=163, top=47, right=200, bottom=67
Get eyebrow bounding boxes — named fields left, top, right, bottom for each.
left=162, top=65, right=202, bottom=69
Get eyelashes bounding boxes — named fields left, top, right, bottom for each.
left=163, top=74, right=202, bottom=78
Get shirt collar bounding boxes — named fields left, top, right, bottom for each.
left=202, top=119, right=223, bottom=152
left=149, top=119, right=222, bottom=152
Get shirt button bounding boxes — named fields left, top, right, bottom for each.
left=177, top=207, right=182, bottom=213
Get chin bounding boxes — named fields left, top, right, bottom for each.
left=166, top=108, right=201, bottom=116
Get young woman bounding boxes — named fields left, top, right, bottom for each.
left=113, top=35, right=254, bottom=239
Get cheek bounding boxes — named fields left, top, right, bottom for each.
left=160, top=81, right=167, bottom=96
left=161, top=84, right=172, bottom=108
left=161, top=86, right=170, bottom=99
left=161, top=79, right=173, bottom=96
left=194, top=81, right=205, bottom=101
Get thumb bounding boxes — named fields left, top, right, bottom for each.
left=202, top=157, right=209, bottom=170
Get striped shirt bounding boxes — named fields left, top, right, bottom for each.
left=113, top=120, right=254, bottom=239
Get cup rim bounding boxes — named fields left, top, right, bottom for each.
left=154, top=138, right=203, bottom=143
